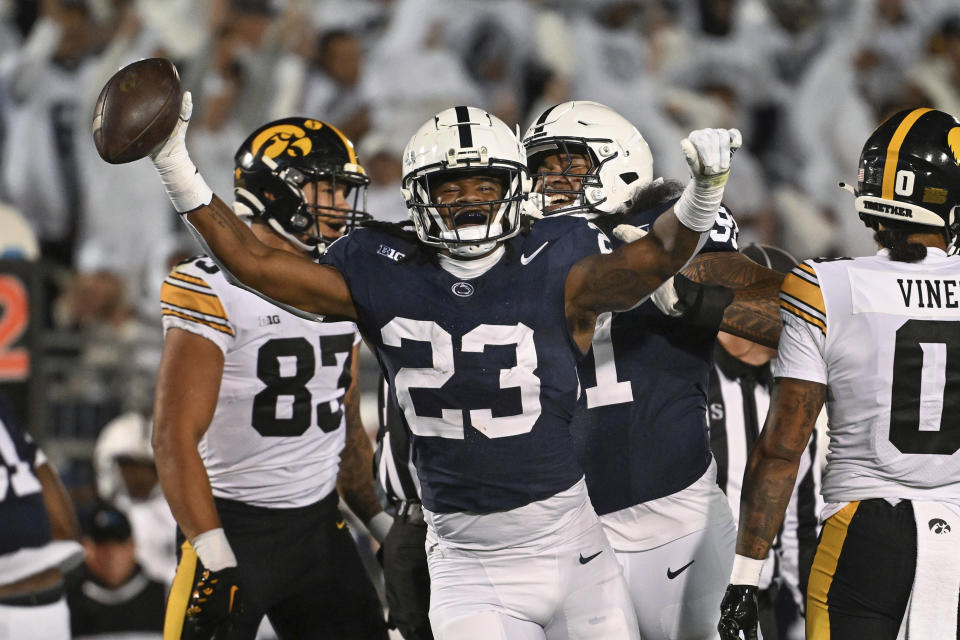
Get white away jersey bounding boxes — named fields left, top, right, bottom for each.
left=775, top=249, right=960, bottom=506
left=161, top=256, right=360, bottom=508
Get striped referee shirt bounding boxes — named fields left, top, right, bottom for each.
left=373, top=376, right=421, bottom=507
left=708, top=343, right=822, bottom=601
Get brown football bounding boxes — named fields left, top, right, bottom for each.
left=92, top=58, right=182, bottom=164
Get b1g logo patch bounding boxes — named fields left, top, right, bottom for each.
left=378, top=244, right=406, bottom=262
left=259, top=314, right=281, bottom=327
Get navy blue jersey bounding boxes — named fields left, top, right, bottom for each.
left=572, top=201, right=739, bottom=515
left=0, top=406, right=51, bottom=555
left=323, top=217, right=609, bottom=513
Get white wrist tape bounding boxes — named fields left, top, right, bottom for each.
left=152, top=153, right=213, bottom=214
left=150, top=92, right=212, bottom=214
left=191, top=528, right=237, bottom=571
left=366, top=511, right=394, bottom=545
left=673, top=178, right=724, bottom=232
left=730, top=553, right=765, bottom=586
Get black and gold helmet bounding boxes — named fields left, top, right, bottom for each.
left=233, top=117, right=370, bottom=256
left=853, top=108, right=960, bottom=251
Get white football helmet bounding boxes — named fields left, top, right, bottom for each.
left=523, top=101, right=654, bottom=216
left=401, top=106, right=531, bottom=257
left=93, top=411, right=155, bottom=501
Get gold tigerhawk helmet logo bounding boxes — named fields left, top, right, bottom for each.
left=948, top=127, right=960, bottom=166
left=250, top=120, right=324, bottom=160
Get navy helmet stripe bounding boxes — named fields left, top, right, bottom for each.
left=454, top=106, right=473, bottom=148
left=533, top=104, right=559, bottom=136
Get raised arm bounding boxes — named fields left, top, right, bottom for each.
left=151, top=93, right=355, bottom=320
left=681, top=251, right=786, bottom=348
left=566, top=128, right=741, bottom=351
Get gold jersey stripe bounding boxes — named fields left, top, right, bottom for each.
left=797, top=262, right=817, bottom=278
left=781, top=271, right=825, bottom=315
left=162, top=308, right=235, bottom=336
left=882, top=108, right=933, bottom=200
left=780, top=299, right=827, bottom=335
left=161, top=281, right=229, bottom=321
left=168, top=271, right=212, bottom=289
left=163, top=540, right=199, bottom=640
left=806, top=501, right=861, bottom=639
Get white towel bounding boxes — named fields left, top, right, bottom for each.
left=896, top=501, right=960, bottom=640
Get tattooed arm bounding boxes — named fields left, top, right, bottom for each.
left=566, top=207, right=704, bottom=352
left=337, top=344, right=383, bottom=525
left=184, top=196, right=356, bottom=319
left=681, top=251, right=785, bottom=348
left=148, top=93, right=355, bottom=319
left=736, top=377, right=825, bottom=559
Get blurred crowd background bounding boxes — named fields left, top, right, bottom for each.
left=0, top=0, right=959, bottom=623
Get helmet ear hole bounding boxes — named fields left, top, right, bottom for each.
left=620, top=172, right=639, bottom=185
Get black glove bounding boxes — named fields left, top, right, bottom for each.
left=717, top=584, right=759, bottom=640
left=674, top=273, right=735, bottom=331
left=182, top=567, right=244, bottom=640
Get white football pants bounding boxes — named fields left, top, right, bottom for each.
left=0, top=597, right=70, bottom=640
left=427, top=519, right=639, bottom=640
left=616, top=514, right=736, bottom=640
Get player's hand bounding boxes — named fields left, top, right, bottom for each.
left=717, top=584, right=759, bottom=640
left=150, top=91, right=193, bottom=164
left=182, top=566, right=243, bottom=640
left=680, top=128, right=741, bottom=189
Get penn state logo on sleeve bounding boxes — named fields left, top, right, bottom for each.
left=780, top=261, right=826, bottom=335
left=160, top=259, right=235, bottom=336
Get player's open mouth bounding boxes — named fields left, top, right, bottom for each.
left=453, top=209, right=490, bottom=227
left=546, top=193, right=574, bottom=207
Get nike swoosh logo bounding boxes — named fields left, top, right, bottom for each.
left=520, top=241, right=549, bottom=265
left=579, top=551, right=602, bottom=565
left=336, top=520, right=346, bottom=530
left=666, top=560, right=695, bottom=579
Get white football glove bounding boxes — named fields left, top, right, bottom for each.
left=680, top=128, right=741, bottom=188
left=151, top=91, right=213, bottom=213
left=150, top=90, right=192, bottom=163
left=674, top=128, right=741, bottom=232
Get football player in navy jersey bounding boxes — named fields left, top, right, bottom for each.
left=143, top=90, right=740, bottom=639
left=523, top=101, right=784, bottom=640
left=0, top=396, right=83, bottom=640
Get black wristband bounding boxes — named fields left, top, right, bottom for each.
left=673, top=274, right=734, bottom=331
